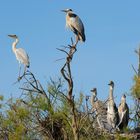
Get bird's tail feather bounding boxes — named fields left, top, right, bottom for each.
left=79, top=33, right=86, bottom=42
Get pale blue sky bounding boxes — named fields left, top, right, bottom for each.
left=0, top=1, right=140, bottom=109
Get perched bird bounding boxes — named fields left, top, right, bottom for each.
left=107, top=81, right=119, bottom=129
left=90, top=88, right=110, bottom=130
left=90, top=88, right=98, bottom=106
left=118, top=94, right=129, bottom=130
left=62, top=8, right=86, bottom=44
left=8, top=35, right=30, bottom=79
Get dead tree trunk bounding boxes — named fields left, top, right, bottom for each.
left=57, top=40, right=79, bottom=140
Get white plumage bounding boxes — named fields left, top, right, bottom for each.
left=8, top=34, right=30, bottom=79
left=15, top=48, right=29, bottom=67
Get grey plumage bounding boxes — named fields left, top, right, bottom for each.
left=107, top=81, right=119, bottom=129
left=118, top=94, right=129, bottom=130
left=62, top=9, right=86, bottom=42
left=90, top=88, right=110, bottom=130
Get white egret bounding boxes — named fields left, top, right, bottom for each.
left=8, top=34, right=30, bottom=80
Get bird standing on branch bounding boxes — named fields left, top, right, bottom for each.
left=62, top=9, right=86, bottom=45
left=8, top=34, right=30, bottom=80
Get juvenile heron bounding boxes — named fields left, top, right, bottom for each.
left=107, top=81, right=119, bottom=129
left=90, top=88, right=110, bottom=130
left=62, top=8, right=86, bottom=44
left=8, top=34, right=30, bottom=80
left=118, top=94, right=129, bottom=130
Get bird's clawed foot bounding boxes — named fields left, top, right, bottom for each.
left=68, top=45, right=77, bottom=53
left=18, top=75, right=25, bottom=82
left=116, top=126, right=120, bottom=132
left=17, top=72, right=26, bottom=82
left=18, top=76, right=22, bottom=82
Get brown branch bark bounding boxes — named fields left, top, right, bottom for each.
left=58, top=39, right=79, bottom=140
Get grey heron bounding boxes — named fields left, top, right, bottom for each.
left=90, top=88, right=110, bottom=130
left=90, top=88, right=107, bottom=115
left=118, top=94, right=129, bottom=130
left=62, top=9, right=86, bottom=45
left=8, top=34, right=30, bottom=80
left=107, top=81, right=119, bottom=129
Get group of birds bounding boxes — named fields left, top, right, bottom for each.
left=8, top=8, right=129, bottom=132
left=8, top=9, right=85, bottom=80
left=90, top=81, right=129, bottom=132
left=8, top=9, right=129, bottom=131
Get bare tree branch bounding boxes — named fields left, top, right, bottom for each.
left=57, top=38, right=79, bottom=139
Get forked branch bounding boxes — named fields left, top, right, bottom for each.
left=58, top=38, right=79, bottom=140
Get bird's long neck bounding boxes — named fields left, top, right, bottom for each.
left=66, top=11, right=74, bottom=27
left=90, top=94, right=96, bottom=106
left=66, top=13, right=69, bottom=28
left=12, top=38, right=19, bottom=52
left=109, top=86, right=114, bottom=103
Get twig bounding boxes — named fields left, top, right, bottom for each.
left=131, top=64, right=138, bottom=75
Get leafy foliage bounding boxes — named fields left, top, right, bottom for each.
left=0, top=77, right=138, bottom=140
left=131, top=75, right=140, bottom=99
left=0, top=46, right=139, bottom=139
